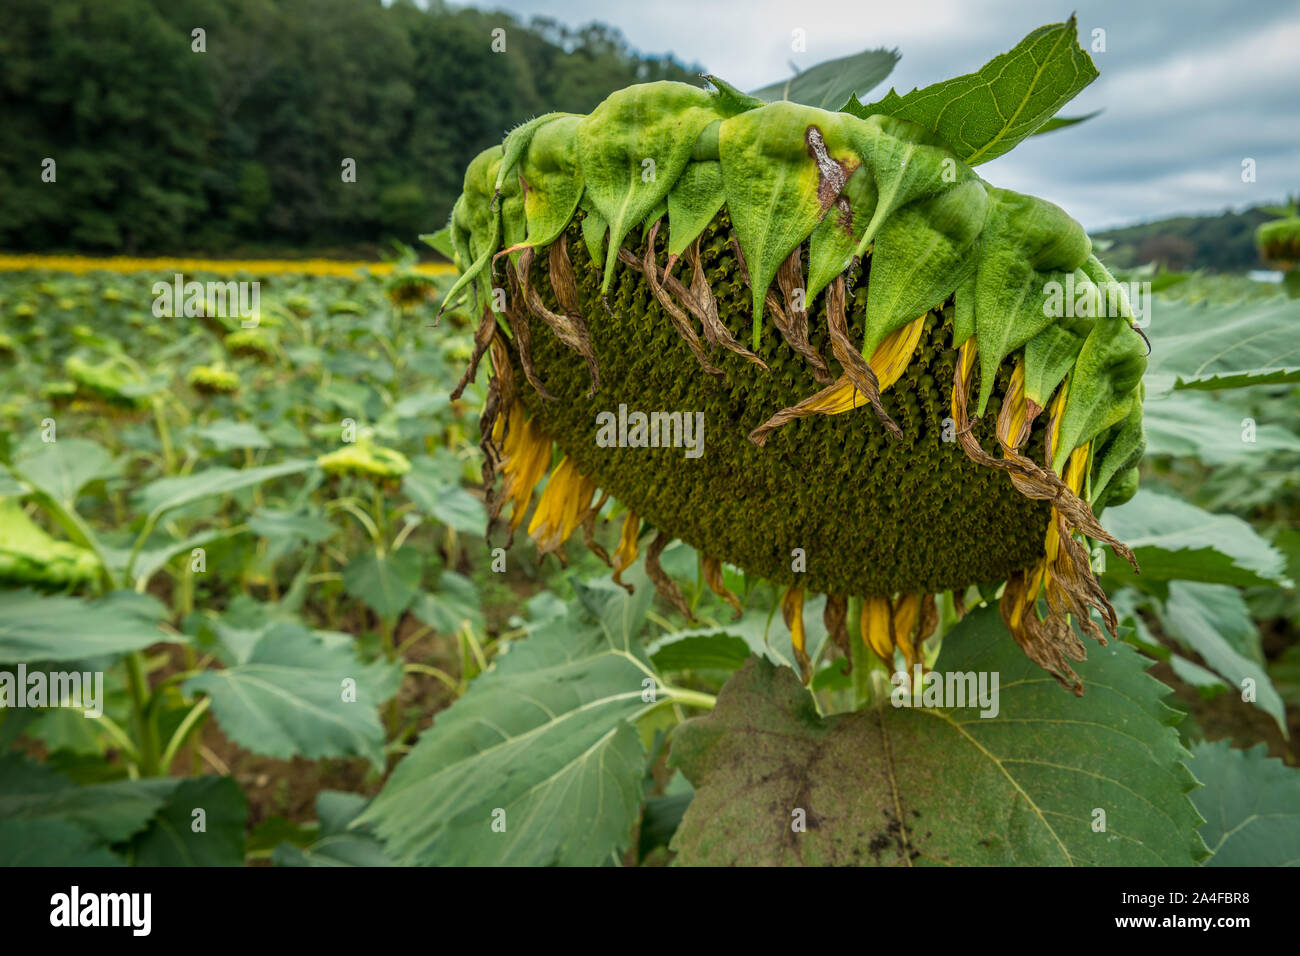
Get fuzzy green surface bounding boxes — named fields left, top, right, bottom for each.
left=519, top=211, right=1050, bottom=597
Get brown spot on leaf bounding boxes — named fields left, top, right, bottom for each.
left=805, top=125, right=857, bottom=213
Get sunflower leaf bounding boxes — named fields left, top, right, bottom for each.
left=1154, top=582, right=1285, bottom=735
left=1101, top=489, right=1289, bottom=588
left=750, top=47, right=899, bottom=111
left=359, top=576, right=656, bottom=865
left=1190, top=740, right=1300, bottom=866
left=1143, top=294, right=1300, bottom=394
left=669, top=606, right=1205, bottom=865
left=848, top=18, right=1098, bottom=165
left=184, top=621, right=400, bottom=767
left=0, top=589, right=170, bottom=664
left=1142, top=391, right=1300, bottom=463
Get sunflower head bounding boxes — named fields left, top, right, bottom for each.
left=1257, top=216, right=1300, bottom=269
left=186, top=364, right=241, bottom=396
left=0, top=498, right=100, bottom=590
left=437, top=48, right=1146, bottom=695
left=317, top=439, right=412, bottom=483
left=40, top=380, right=77, bottom=406
left=384, top=273, right=439, bottom=312
left=65, top=355, right=152, bottom=412
left=223, top=329, right=274, bottom=362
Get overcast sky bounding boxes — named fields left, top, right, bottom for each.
left=454, top=0, right=1299, bottom=231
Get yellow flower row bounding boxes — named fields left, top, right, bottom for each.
left=0, top=254, right=455, bottom=278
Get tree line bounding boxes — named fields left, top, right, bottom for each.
left=0, top=0, right=697, bottom=254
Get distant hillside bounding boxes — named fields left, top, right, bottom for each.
left=1091, top=206, right=1275, bottom=273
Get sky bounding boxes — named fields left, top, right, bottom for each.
left=452, top=0, right=1300, bottom=231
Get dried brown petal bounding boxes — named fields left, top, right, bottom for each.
left=825, top=275, right=902, bottom=438
left=774, top=246, right=832, bottom=383
left=516, top=247, right=599, bottom=396
left=823, top=593, right=851, bottom=673
left=646, top=530, right=695, bottom=623
left=451, top=303, right=498, bottom=401
left=702, top=554, right=743, bottom=619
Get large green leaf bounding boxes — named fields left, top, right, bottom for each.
left=359, top=577, right=658, bottom=865
left=133, top=459, right=316, bottom=520
left=848, top=19, right=1097, bottom=165
left=247, top=507, right=336, bottom=544
left=402, top=459, right=487, bottom=536
left=273, top=791, right=393, bottom=867
left=0, top=753, right=176, bottom=844
left=750, top=48, right=899, bottom=110
left=0, top=589, right=169, bottom=663
left=670, top=607, right=1205, bottom=865
left=104, top=527, right=248, bottom=586
left=11, top=438, right=120, bottom=508
left=1143, top=294, right=1300, bottom=394
left=1143, top=391, right=1300, bottom=463
left=342, top=550, right=421, bottom=621
left=1101, top=489, right=1288, bottom=588
left=196, top=419, right=272, bottom=451
left=0, top=819, right=123, bottom=866
left=648, top=596, right=829, bottom=675
left=650, top=632, right=753, bottom=673
left=1155, top=582, right=1285, bottom=735
left=410, top=571, right=485, bottom=635
left=1190, top=740, right=1300, bottom=867
left=185, top=621, right=400, bottom=766
left=128, top=776, right=248, bottom=866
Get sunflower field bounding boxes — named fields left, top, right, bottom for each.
left=2, top=16, right=1299, bottom=873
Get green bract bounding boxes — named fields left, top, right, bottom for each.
left=439, top=18, right=1148, bottom=692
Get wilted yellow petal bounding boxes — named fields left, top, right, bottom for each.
left=612, top=510, right=640, bottom=585
left=782, top=586, right=811, bottom=683
left=870, top=313, right=927, bottom=392
left=784, top=313, right=929, bottom=417
left=996, top=358, right=1029, bottom=451
left=891, top=593, right=920, bottom=666
left=528, top=456, right=597, bottom=555
left=862, top=594, right=894, bottom=661
left=499, top=404, right=553, bottom=533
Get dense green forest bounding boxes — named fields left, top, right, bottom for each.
left=1091, top=205, right=1276, bottom=273
left=0, top=0, right=697, bottom=254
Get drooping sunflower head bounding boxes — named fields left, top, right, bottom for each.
left=224, top=329, right=275, bottom=362
left=1257, top=216, right=1300, bottom=269
left=436, top=37, right=1148, bottom=695
left=65, top=355, right=152, bottom=413
left=317, top=439, right=412, bottom=483
left=186, top=364, right=241, bottom=396
left=0, top=497, right=100, bottom=590
left=385, top=272, right=440, bottom=312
